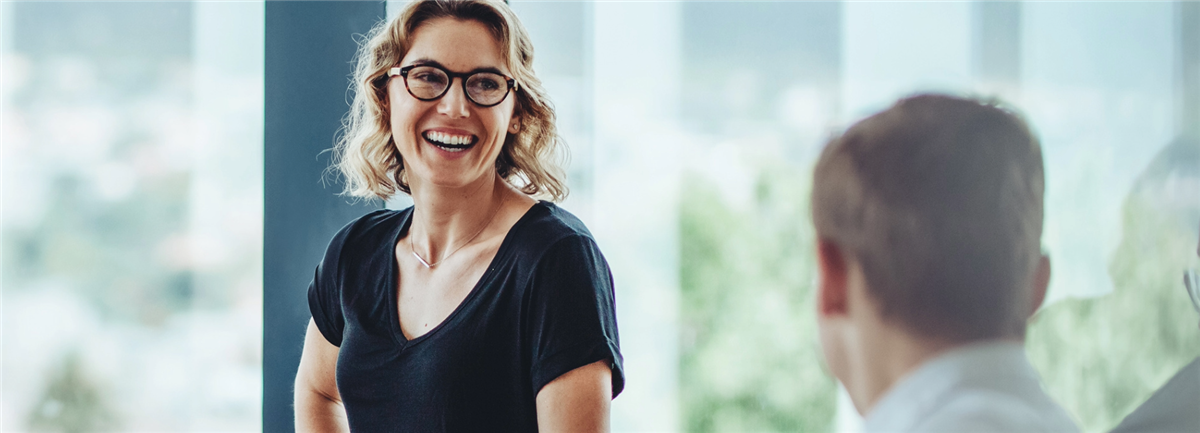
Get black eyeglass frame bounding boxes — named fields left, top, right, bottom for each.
left=388, top=65, right=518, bottom=108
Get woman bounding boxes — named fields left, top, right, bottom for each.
left=293, top=1, right=624, bottom=431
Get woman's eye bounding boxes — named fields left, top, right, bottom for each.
left=471, top=77, right=501, bottom=91
left=413, top=72, right=446, bottom=85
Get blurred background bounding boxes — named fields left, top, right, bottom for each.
left=3, top=1, right=1198, bottom=432
left=2, top=2, right=264, bottom=432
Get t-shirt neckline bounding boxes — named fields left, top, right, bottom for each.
left=385, top=200, right=552, bottom=348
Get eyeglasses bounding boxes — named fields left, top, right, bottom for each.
left=388, top=64, right=517, bottom=108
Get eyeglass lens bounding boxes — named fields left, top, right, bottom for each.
left=405, top=66, right=509, bottom=106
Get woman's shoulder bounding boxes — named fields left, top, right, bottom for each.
left=311, top=208, right=408, bottom=297
left=326, top=207, right=410, bottom=252
left=508, top=201, right=598, bottom=256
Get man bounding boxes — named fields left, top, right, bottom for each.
left=811, top=94, right=1078, bottom=432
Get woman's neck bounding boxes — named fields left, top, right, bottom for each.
left=408, top=173, right=505, bottom=260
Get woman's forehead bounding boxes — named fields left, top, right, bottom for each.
left=402, top=18, right=507, bottom=73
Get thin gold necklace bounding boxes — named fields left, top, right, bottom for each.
left=409, top=194, right=502, bottom=269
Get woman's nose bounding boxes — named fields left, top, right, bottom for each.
left=437, top=78, right=470, bottom=118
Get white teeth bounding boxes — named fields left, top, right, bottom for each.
left=425, top=131, right=472, bottom=147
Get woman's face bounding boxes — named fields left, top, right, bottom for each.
left=388, top=18, right=519, bottom=191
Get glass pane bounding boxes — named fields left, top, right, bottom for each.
left=2, top=2, right=264, bottom=431
left=1021, top=3, right=1200, bottom=432
left=395, top=2, right=1199, bottom=432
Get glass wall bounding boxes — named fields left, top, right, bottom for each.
left=503, top=2, right=1199, bottom=432
left=2, top=2, right=264, bottom=431
left=1023, top=4, right=1199, bottom=432
left=4, top=2, right=1196, bottom=432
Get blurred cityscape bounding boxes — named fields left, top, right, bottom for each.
left=3, top=2, right=263, bottom=431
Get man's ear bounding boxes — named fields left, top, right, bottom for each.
left=817, top=238, right=850, bottom=317
left=1028, top=254, right=1051, bottom=319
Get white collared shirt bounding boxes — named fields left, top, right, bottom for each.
left=863, top=341, right=1079, bottom=433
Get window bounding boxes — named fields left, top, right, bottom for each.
left=2, top=2, right=263, bottom=430
left=5, top=2, right=1195, bottom=432
left=510, top=2, right=1199, bottom=431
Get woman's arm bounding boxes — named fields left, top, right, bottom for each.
left=295, top=319, right=350, bottom=433
left=535, top=360, right=613, bottom=433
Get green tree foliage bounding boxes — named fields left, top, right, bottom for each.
left=680, top=137, right=1199, bottom=433
left=1027, top=139, right=1200, bottom=433
left=27, top=352, right=120, bottom=433
left=679, top=166, right=836, bottom=433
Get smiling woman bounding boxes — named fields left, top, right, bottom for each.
left=334, top=0, right=566, bottom=200
left=293, top=1, right=624, bottom=432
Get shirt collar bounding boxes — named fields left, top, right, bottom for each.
left=862, top=340, right=1033, bottom=432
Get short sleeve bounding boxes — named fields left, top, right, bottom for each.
left=526, top=235, right=625, bottom=398
left=307, top=227, right=349, bottom=348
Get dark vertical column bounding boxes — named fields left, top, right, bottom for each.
left=1179, top=2, right=1200, bottom=139
left=263, top=2, right=384, bottom=432
left=974, top=1, right=1022, bottom=92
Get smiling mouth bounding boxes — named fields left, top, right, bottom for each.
left=422, top=131, right=478, bottom=153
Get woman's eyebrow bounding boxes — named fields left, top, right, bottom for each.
left=406, top=58, right=445, bottom=68
left=406, top=57, right=508, bottom=76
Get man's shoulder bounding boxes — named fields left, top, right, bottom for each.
left=918, top=388, right=1078, bottom=433
left=864, top=342, right=1077, bottom=433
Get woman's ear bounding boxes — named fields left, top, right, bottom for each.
left=378, top=76, right=391, bottom=109
left=508, top=116, right=521, bottom=134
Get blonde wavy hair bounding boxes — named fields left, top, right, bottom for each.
left=333, top=0, right=567, bottom=201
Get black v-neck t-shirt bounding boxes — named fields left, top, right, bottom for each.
left=308, top=202, right=624, bottom=432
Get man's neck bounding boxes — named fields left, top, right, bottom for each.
left=854, top=330, right=1028, bottom=417
left=850, top=328, right=958, bottom=416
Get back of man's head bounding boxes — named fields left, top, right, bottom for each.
left=811, top=94, right=1045, bottom=342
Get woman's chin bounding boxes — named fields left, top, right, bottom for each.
left=404, top=144, right=499, bottom=191
left=411, top=167, right=495, bottom=192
